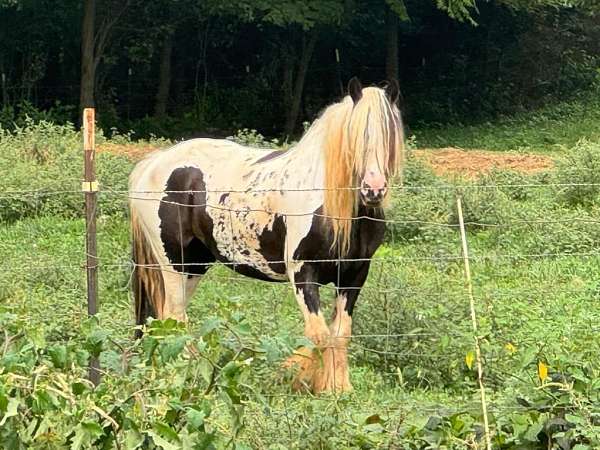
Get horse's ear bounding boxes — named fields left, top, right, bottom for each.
left=385, top=79, right=400, bottom=104
left=348, top=77, right=362, bottom=104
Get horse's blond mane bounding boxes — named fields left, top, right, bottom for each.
left=318, top=87, right=404, bottom=255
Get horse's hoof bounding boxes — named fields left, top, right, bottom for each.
left=283, top=347, right=316, bottom=392
left=284, top=346, right=352, bottom=394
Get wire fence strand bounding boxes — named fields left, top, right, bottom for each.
left=2, top=178, right=600, bottom=434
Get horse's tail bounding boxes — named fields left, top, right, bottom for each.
left=131, top=209, right=165, bottom=338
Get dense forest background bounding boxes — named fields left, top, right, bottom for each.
left=0, top=0, right=598, bottom=139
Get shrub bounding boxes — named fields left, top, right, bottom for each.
left=448, top=184, right=513, bottom=231
left=553, top=139, right=600, bottom=207
left=0, top=119, right=135, bottom=222
left=482, top=168, right=552, bottom=202
left=0, top=100, right=76, bottom=130
left=497, top=203, right=600, bottom=255
left=386, top=151, right=451, bottom=242
left=227, top=128, right=282, bottom=149
left=0, top=314, right=280, bottom=449
left=387, top=157, right=516, bottom=242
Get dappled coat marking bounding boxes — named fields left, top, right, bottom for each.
left=129, top=79, right=404, bottom=392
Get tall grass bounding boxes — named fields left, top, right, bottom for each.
left=415, top=89, right=600, bottom=153
left=2, top=116, right=600, bottom=448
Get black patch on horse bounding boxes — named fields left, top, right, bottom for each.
left=158, top=167, right=215, bottom=275
left=253, top=150, right=285, bottom=164
left=159, top=166, right=286, bottom=282
left=292, top=205, right=386, bottom=315
left=219, top=193, right=230, bottom=204
left=257, top=214, right=287, bottom=275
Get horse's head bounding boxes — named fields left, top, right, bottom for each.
left=347, top=77, right=402, bottom=208
left=322, top=78, right=404, bottom=254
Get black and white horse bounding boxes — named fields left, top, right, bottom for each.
left=129, top=78, right=404, bottom=392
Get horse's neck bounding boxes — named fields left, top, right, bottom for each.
left=277, top=121, right=327, bottom=189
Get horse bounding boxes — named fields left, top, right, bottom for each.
left=128, top=78, right=404, bottom=393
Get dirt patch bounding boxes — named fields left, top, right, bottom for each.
left=99, top=143, right=554, bottom=178
left=97, top=143, right=160, bottom=161
left=414, top=148, right=553, bottom=178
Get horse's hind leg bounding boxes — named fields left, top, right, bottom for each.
left=160, top=271, right=202, bottom=322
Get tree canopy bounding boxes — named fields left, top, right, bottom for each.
left=0, top=0, right=597, bottom=137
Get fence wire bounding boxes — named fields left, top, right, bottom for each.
left=2, top=179, right=600, bottom=444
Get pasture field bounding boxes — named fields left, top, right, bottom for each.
left=1, top=98, right=600, bottom=449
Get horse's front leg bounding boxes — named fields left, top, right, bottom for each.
left=322, top=290, right=357, bottom=392
left=289, top=265, right=330, bottom=348
left=284, top=264, right=331, bottom=392
left=324, top=262, right=372, bottom=392
left=288, top=281, right=358, bottom=394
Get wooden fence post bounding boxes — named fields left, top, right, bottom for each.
left=83, top=107, right=100, bottom=386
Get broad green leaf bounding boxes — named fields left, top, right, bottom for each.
left=86, top=329, right=109, bottom=357
left=146, top=430, right=179, bottom=450
left=70, top=421, right=103, bottom=450
left=0, top=397, right=19, bottom=426
left=198, top=317, right=221, bottom=337
left=159, top=335, right=190, bottom=362
left=565, top=414, right=585, bottom=425
left=0, top=392, right=8, bottom=413
left=524, top=420, right=543, bottom=442
left=125, top=430, right=143, bottom=449
left=235, top=443, right=252, bottom=450
left=48, top=344, right=68, bottom=368
left=186, top=408, right=206, bottom=430
left=366, top=414, right=383, bottom=424
left=385, top=0, right=409, bottom=21
left=198, top=357, right=213, bottom=384
left=154, top=422, right=180, bottom=442
left=519, top=346, right=537, bottom=369
left=71, top=382, right=87, bottom=396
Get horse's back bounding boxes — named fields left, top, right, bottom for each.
left=129, top=138, right=262, bottom=191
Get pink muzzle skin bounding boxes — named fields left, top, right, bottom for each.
left=360, top=171, right=388, bottom=206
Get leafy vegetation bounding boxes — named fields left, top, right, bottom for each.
left=1, top=106, right=600, bottom=447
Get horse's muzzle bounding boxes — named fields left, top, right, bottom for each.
left=360, top=179, right=388, bottom=207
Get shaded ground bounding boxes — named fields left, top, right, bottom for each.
left=99, top=143, right=554, bottom=177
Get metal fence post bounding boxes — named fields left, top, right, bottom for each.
left=83, top=107, right=100, bottom=386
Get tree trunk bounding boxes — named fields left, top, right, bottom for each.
left=284, top=29, right=319, bottom=138
left=282, top=48, right=293, bottom=113
left=80, top=0, right=96, bottom=110
left=385, top=6, right=399, bottom=84
left=154, top=33, right=174, bottom=118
